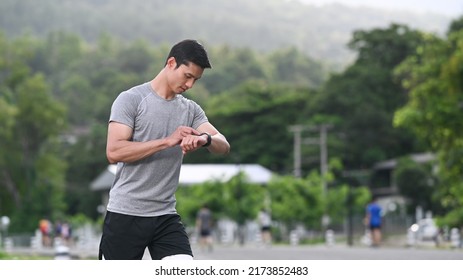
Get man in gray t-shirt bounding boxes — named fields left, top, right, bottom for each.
left=99, top=39, right=230, bottom=260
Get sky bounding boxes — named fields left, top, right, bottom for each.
left=299, top=0, right=463, bottom=17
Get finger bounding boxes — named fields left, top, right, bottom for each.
left=186, top=127, right=200, bottom=136
left=181, top=138, right=193, bottom=150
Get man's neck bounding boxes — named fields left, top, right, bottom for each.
left=150, top=74, right=176, bottom=100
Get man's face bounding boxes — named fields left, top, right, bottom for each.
left=167, top=58, right=204, bottom=94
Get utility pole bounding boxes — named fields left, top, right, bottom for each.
left=289, top=124, right=333, bottom=232
left=289, top=124, right=332, bottom=194
left=288, top=125, right=304, bottom=178
left=319, top=124, right=331, bottom=195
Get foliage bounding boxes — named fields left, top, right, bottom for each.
left=267, top=47, right=326, bottom=89
left=67, top=213, right=98, bottom=228
left=201, top=46, right=267, bottom=94
left=268, top=173, right=324, bottom=229
left=0, top=11, right=462, bottom=235
left=0, top=0, right=449, bottom=68
left=0, top=28, right=331, bottom=233
left=0, top=250, right=53, bottom=260
left=267, top=161, right=370, bottom=230
left=0, top=32, right=68, bottom=232
left=221, top=173, right=267, bottom=225
left=188, top=81, right=314, bottom=173
left=177, top=169, right=370, bottom=232
left=176, top=172, right=266, bottom=227
left=393, top=16, right=463, bottom=225
left=393, top=157, right=438, bottom=215
left=64, top=123, right=109, bottom=219
left=312, top=24, right=427, bottom=169
left=176, top=180, right=226, bottom=227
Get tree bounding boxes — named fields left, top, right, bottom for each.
left=0, top=33, right=68, bottom=232
left=221, top=172, right=266, bottom=227
left=64, top=123, right=108, bottom=219
left=176, top=180, right=226, bottom=227
left=313, top=24, right=426, bottom=169
left=393, top=20, right=463, bottom=226
left=200, top=46, right=267, bottom=95
left=267, top=159, right=370, bottom=232
left=175, top=173, right=266, bottom=243
left=268, top=47, right=326, bottom=89
left=186, top=81, right=313, bottom=173
left=268, top=173, right=324, bottom=230
left=393, top=157, right=438, bottom=215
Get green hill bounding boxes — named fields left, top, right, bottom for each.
left=0, top=0, right=453, bottom=68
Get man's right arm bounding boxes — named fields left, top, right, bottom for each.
left=106, top=122, right=199, bottom=163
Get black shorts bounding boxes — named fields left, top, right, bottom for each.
left=261, top=226, right=271, bottom=232
left=99, top=211, right=192, bottom=260
left=200, top=229, right=211, bottom=237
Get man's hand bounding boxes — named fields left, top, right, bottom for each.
left=180, top=133, right=208, bottom=154
left=167, top=126, right=200, bottom=147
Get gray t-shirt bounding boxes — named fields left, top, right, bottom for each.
left=107, top=82, right=208, bottom=216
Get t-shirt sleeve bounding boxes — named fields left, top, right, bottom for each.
left=191, top=101, right=209, bottom=129
left=109, top=91, right=139, bottom=129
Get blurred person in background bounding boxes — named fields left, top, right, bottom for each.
left=364, top=197, right=382, bottom=247
left=39, top=218, right=52, bottom=247
left=196, top=204, right=213, bottom=252
left=258, top=209, right=272, bottom=246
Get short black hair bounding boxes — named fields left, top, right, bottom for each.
left=166, top=39, right=212, bottom=69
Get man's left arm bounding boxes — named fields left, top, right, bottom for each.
left=180, top=122, right=230, bottom=155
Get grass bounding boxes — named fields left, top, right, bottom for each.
left=0, top=250, right=53, bottom=260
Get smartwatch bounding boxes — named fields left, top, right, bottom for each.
left=200, top=132, right=212, bottom=147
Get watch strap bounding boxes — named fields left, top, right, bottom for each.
left=199, top=132, right=211, bottom=147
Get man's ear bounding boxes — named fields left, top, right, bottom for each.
left=167, top=57, right=177, bottom=69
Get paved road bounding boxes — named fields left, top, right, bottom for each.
left=7, top=243, right=463, bottom=260
left=191, top=244, right=463, bottom=260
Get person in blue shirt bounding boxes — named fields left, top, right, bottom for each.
left=365, top=197, right=382, bottom=247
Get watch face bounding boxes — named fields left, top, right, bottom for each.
left=201, top=132, right=211, bottom=147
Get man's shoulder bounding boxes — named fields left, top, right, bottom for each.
left=124, top=83, right=151, bottom=96
left=116, top=83, right=151, bottom=103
